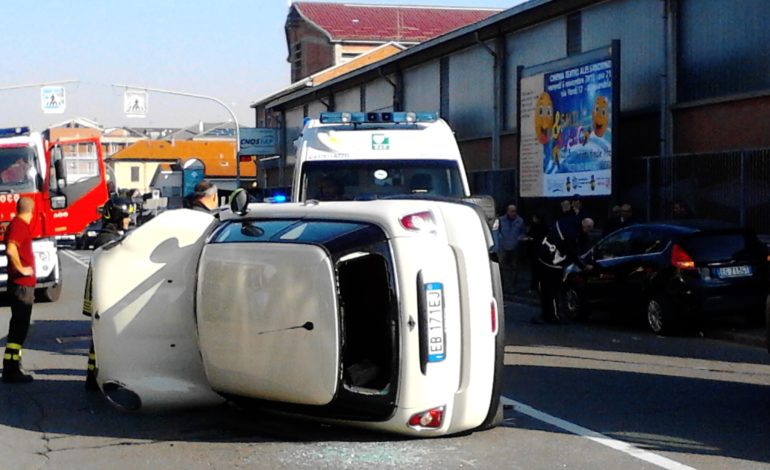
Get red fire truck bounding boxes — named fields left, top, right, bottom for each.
left=0, top=126, right=109, bottom=301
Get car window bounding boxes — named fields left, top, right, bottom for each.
left=595, top=230, right=633, bottom=259
left=628, top=229, right=666, bottom=256
left=211, top=219, right=372, bottom=244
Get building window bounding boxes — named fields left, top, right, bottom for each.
left=291, top=42, right=303, bottom=81
left=131, top=166, right=140, bottom=182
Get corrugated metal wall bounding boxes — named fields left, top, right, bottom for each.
left=448, top=44, right=494, bottom=139
left=403, top=60, right=441, bottom=112
left=285, top=107, right=305, bottom=157
left=505, top=18, right=566, bottom=132
left=678, top=0, right=770, bottom=102
left=582, top=0, right=663, bottom=112
left=365, top=78, right=394, bottom=112
left=335, top=88, right=360, bottom=112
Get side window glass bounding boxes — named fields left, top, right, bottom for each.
left=61, top=141, right=99, bottom=184
left=595, top=230, right=632, bottom=259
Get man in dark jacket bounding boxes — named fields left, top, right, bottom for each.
left=188, top=180, right=218, bottom=213
left=533, top=217, right=594, bottom=324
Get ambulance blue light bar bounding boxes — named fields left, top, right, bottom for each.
left=0, top=127, right=30, bottom=138
left=319, top=112, right=438, bottom=124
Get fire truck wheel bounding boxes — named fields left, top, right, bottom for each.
left=36, top=282, right=62, bottom=303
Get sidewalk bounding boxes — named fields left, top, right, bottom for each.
left=505, top=264, right=767, bottom=350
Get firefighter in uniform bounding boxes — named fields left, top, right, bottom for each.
left=83, top=198, right=133, bottom=390
left=3, top=197, right=37, bottom=383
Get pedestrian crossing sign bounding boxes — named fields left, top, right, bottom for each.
left=124, top=90, right=148, bottom=118
left=41, top=86, right=66, bottom=114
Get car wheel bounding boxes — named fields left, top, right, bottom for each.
left=646, top=295, right=676, bottom=335
left=564, top=287, right=590, bottom=321
left=36, top=282, right=62, bottom=303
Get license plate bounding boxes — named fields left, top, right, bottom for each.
left=424, top=282, right=446, bottom=362
left=717, top=265, right=752, bottom=278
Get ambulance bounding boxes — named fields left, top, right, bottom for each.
left=292, top=112, right=472, bottom=203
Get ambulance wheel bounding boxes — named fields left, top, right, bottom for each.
left=36, top=282, right=62, bottom=303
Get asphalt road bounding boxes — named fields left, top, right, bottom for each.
left=0, top=250, right=767, bottom=469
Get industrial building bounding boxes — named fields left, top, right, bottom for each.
left=253, top=0, right=770, bottom=231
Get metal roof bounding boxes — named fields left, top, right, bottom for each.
left=291, top=2, right=502, bottom=42
left=261, top=0, right=598, bottom=110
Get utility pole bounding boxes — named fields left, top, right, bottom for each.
left=0, top=79, right=79, bottom=92
left=112, top=83, right=242, bottom=186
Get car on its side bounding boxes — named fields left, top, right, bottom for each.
left=87, top=198, right=504, bottom=437
left=563, top=220, right=768, bottom=334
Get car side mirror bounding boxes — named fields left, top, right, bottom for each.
left=228, top=188, right=249, bottom=215
left=463, top=195, right=496, bottom=227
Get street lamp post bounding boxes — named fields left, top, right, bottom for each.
left=0, top=79, right=79, bottom=92
left=112, top=83, right=242, bottom=187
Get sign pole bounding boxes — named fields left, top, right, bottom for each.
left=112, top=83, right=241, bottom=186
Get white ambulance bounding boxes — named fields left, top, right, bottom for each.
left=292, top=112, right=473, bottom=203
left=89, top=196, right=505, bottom=437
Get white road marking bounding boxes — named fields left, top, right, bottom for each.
left=502, top=396, right=696, bottom=470
left=60, top=249, right=90, bottom=269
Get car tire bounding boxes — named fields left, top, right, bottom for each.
left=746, top=301, right=765, bottom=328
left=646, top=295, right=676, bottom=335
left=564, top=287, right=590, bottom=321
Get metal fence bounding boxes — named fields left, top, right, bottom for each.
left=621, top=149, right=770, bottom=234
left=469, top=148, right=770, bottom=234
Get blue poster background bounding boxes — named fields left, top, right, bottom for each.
left=539, top=58, right=613, bottom=196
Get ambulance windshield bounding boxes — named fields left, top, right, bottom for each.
left=302, top=160, right=465, bottom=201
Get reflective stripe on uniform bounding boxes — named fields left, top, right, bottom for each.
left=6, top=343, right=22, bottom=351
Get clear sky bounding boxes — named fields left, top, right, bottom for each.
left=1, top=0, right=526, bottom=130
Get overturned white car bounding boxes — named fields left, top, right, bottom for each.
left=88, top=198, right=504, bottom=437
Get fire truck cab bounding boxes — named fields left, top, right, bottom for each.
left=0, top=126, right=109, bottom=301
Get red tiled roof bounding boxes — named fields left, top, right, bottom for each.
left=293, top=2, right=502, bottom=42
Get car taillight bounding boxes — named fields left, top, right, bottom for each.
left=400, top=211, right=436, bottom=232
left=408, top=406, right=445, bottom=429
left=671, top=244, right=696, bottom=270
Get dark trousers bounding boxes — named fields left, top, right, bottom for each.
left=7, top=283, right=34, bottom=345
left=538, top=263, right=563, bottom=322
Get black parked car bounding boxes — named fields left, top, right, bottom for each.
left=563, top=221, right=769, bottom=334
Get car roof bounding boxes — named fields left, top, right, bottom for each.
left=621, top=219, right=748, bottom=236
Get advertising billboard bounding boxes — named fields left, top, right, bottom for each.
left=239, top=128, right=277, bottom=156
left=519, top=45, right=618, bottom=198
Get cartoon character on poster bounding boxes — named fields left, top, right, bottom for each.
left=533, top=65, right=612, bottom=180
left=533, top=92, right=557, bottom=172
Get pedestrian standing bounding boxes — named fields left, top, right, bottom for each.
left=532, top=217, right=594, bottom=324
left=497, top=204, right=526, bottom=299
left=3, top=197, right=36, bottom=383
left=524, top=213, right=548, bottom=293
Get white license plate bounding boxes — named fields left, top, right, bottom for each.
left=717, top=265, right=752, bottom=278
left=425, top=282, right=446, bottom=362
